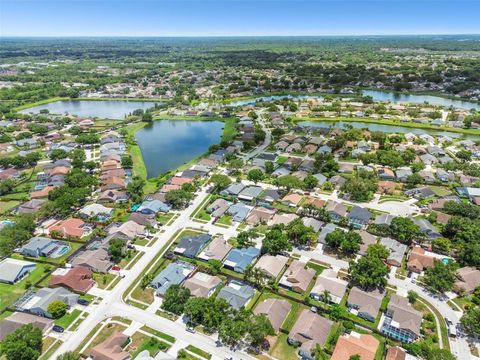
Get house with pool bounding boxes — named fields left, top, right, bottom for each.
left=19, top=237, right=70, bottom=259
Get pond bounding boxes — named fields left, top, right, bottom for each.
left=362, top=90, right=480, bottom=110
left=136, top=120, right=224, bottom=178
left=298, top=120, right=480, bottom=140
left=20, top=100, right=160, bottom=119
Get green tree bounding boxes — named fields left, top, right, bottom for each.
left=108, top=238, right=125, bottom=263
left=460, top=307, right=480, bottom=338
left=126, top=176, right=145, bottom=203
left=390, top=217, right=422, bottom=244
left=47, top=300, right=67, bottom=319
left=286, top=219, right=315, bottom=247
left=265, top=161, right=274, bottom=174
left=275, top=175, right=302, bottom=192
left=142, top=112, right=153, bottom=122
left=407, top=290, right=418, bottom=304
left=349, top=244, right=389, bottom=290
left=261, top=226, right=292, bottom=254
left=210, top=174, right=231, bottom=191
left=423, top=260, right=458, bottom=294
left=0, top=324, right=43, bottom=360
left=161, top=285, right=191, bottom=315
left=165, top=189, right=193, bottom=209
left=247, top=168, right=264, bottom=183
left=121, top=155, right=133, bottom=168
left=303, top=174, right=319, bottom=190
left=246, top=314, right=274, bottom=347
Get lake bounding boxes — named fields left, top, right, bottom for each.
left=228, top=94, right=321, bottom=107
left=136, top=120, right=224, bottom=178
left=21, top=100, right=160, bottom=119
left=298, top=120, right=480, bottom=140
left=228, top=91, right=480, bottom=110
left=362, top=90, right=480, bottom=110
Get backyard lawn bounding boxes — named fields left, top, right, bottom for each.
left=0, top=262, right=51, bottom=311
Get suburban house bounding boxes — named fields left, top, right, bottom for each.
left=331, top=333, right=380, bottom=360
left=48, top=218, right=87, bottom=238
left=150, top=261, right=195, bottom=296
left=174, top=233, right=211, bottom=258
left=227, top=202, right=252, bottom=222
left=17, top=199, right=46, bottom=214
left=79, top=203, right=114, bottom=221
left=347, top=287, right=384, bottom=322
left=0, top=312, right=53, bottom=341
left=217, top=280, right=255, bottom=310
left=223, top=246, right=260, bottom=273
left=375, top=213, right=396, bottom=226
left=310, top=269, right=348, bottom=304
left=137, top=199, right=171, bottom=214
left=49, top=267, right=95, bottom=294
left=220, top=183, right=245, bottom=197
left=288, top=310, right=333, bottom=358
left=356, top=230, right=378, bottom=256
left=183, top=272, right=222, bottom=298
left=407, top=246, right=436, bottom=273
left=90, top=332, right=130, bottom=360
left=253, top=299, right=292, bottom=333
left=348, top=206, right=371, bottom=228
left=19, top=237, right=63, bottom=258
left=246, top=207, right=277, bottom=226
left=238, top=186, right=263, bottom=202
left=268, top=212, right=298, bottom=226
left=454, top=267, right=480, bottom=294
left=97, top=189, right=129, bottom=204
left=197, top=237, right=232, bottom=262
left=326, top=201, right=347, bottom=221
left=279, top=260, right=315, bottom=294
left=16, top=287, right=79, bottom=318
left=0, top=258, right=36, bottom=284
left=380, top=237, right=408, bottom=267
left=206, top=198, right=230, bottom=218
left=253, top=254, right=288, bottom=279
left=281, top=193, right=303, bottom=207
left=302, top=217, right=323, bottom=232
left=70, top=248, right=113, bottom=273
left=381, top=294, right=422, bottom=343
left=107, top=221, right=145, bottom=242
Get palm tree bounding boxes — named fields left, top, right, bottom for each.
left=321, top=290, right=331, bottom=310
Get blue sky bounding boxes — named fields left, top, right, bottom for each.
left=1, top=0, right=479, bottom=36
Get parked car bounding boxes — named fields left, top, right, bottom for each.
left=186, top=326, right=196, bottom=333
left=77, top=298, right=90, bottom=306
left=52, top=325, right=64, bottom=333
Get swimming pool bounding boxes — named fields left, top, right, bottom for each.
left=51, top=245, right=71, bottom=259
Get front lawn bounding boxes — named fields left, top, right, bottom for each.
left=92, top=272, right=118, bottom=289
left=269, top=333, right=298, bottom=360
left=55, top=309, right=82, bottom=329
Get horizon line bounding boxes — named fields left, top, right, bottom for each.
left=1, top=33, right=480, bottom=38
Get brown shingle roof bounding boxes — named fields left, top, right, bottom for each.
left=253, top=298, right=291, bottom=333
left=289, top=310, right=332, bottom=352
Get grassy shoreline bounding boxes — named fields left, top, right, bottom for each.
left=292, top=116, right=480, bottom=136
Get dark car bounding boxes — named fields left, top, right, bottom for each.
left=77, top=298, right=90, bottom=306
left=52, top=325, right=64, bottom=333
